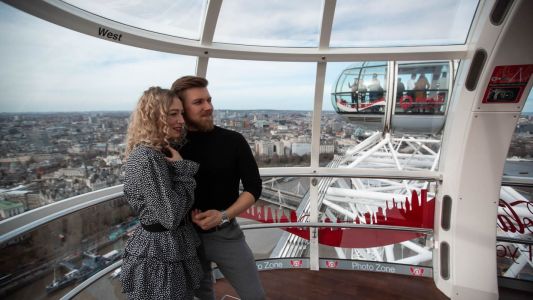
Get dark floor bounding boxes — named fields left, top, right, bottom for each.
left=499, top=287, right=533, bottom=300
left=214, top=269, right=449, bottom=300
left=214, top=269, right=533, bottom=300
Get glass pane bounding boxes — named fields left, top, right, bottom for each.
left=63, top=0, right=207, bottom=40
left=498, top=87, right=533, bottom=282
left=0, top=2, right=196, bottom=220
left=497, top=185, right=533, bottom=282
left=504, top=87, right=533, bottom=177
left=213, top=0, right=322, bottom=47
left=75, top=266, right=125, bottom=300
left=393, top=61, right=451, bottom=133
left=206, top=59, right=316, bottom=167
left=331, top=0, right=479, bottom=47
left=240, top=176, right=311, bottom=258
left=396, top=61, right=450, bottom=115
left=318, top=178, right=436, bottom=270
left=0, top=196, right=134, bottom=299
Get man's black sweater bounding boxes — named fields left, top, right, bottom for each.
left=180, top=126, right=262, bottom=211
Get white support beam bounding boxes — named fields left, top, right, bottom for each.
left=318, top=0, right=336, bottom=49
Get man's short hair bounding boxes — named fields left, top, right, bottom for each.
left=171, top=76, right=209, bottom=101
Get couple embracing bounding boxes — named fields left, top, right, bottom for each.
left=120, top=76, right=265, bottom=300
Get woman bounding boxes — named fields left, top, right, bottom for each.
left=120, top=87, right=202, bottom=299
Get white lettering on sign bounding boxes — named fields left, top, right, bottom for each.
left=351, top=262, right=396, bottom=273
left=376, top=263, right=396, bottom=273
left=257, top=261, right=283, bottom=270
left=351, top=262, right=374, bottom=271
left=98, top=27, right=123, bottom=41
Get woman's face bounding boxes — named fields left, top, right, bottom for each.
left=167, top=97, right=185, bottom=139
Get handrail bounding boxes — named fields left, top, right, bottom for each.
left=61, top=260, right=123, bottom=300
left=501, top=176, right=533, bottom=188
left=0, top=185, right=124, bottom=244
left=259, top=167, right=441, bottom=181
left=240, top=222, right=433, bottom=234
left=496, top=236, right=533, bottom=245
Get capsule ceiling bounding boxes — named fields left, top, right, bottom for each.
left=63, top=0, right=479, bottom=48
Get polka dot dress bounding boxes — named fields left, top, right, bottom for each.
left=120, top=145, right=203, bottom=300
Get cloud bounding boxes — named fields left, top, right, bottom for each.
left=0, top=2, right=197, bottom=112
left=63, top=0, right=206, bottom=39
left=330, top=0, right=478, bottom=46
left=206, top=58, right=317, bottom=110
left=213, top=0, right=323, bottom=47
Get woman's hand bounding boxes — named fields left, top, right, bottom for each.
left=163, top=146, right=183, bottom=162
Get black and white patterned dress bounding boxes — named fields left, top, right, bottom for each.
left=120, top=145, right=203, bottom=300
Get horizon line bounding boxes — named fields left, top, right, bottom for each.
left=0, top=109, right=338, bottom=114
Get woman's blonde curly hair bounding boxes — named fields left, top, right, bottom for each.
left=124, top=86, right=183, bottom=159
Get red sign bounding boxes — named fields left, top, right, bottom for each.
left=482, top=64, right=533, bottom=104
left=410, top=267, right=425, bottom=276
left=325, top=260, right=338, bottom=268
left=290, top=260, right=303, bottom=268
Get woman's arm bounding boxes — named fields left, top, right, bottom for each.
left=129, top=148, right=198, bottom=230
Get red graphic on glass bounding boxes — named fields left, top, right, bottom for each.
left=240, top=189, right=435, bottom=248
left=290, top=260, right=303, bottom=267
left=325, top=261, right=339, bottom=268
left=410, top=267, right=425, bottom=276
left=498, top=199, right=533, bottom=234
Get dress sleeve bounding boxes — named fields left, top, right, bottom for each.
left=136, top=150, right=198, bottom=230
left=236, top=134, right=262, bottom=201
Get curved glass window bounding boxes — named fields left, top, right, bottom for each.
left=63, top=0, right=207, bottom=40
left=213, top=0, right=322, bottom=47
left=330, top=0, right=479, bottom=47
left=0, top=2, right=196, bottom=220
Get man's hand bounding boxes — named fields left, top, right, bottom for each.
left=191, top=209, right=222, bottom=230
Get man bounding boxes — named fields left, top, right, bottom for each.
left=171, top=76, right=265, bottom=300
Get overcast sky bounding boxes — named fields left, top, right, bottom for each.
left=1, top=0, right=530, bottom=113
